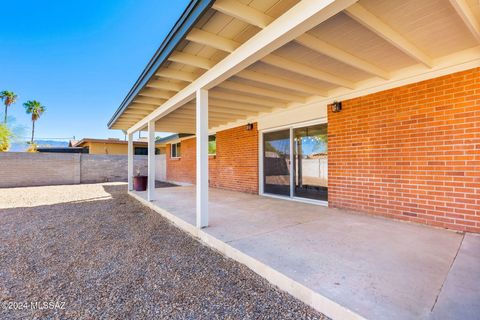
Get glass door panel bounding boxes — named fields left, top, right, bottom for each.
left=263, top=129, right=291, bottom=196
left=293, top=124, right=328, bottom=201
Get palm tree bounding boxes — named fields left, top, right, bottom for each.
left=23, top=100, right=46, bottom=144
left=0, top=91, right=18, bottom=124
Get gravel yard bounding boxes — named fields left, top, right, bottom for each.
left=0, top=183, right=327, bottom=319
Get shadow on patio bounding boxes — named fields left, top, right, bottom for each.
left=133, top=185, right=480, bottom=320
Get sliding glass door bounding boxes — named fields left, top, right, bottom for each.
left=293, top=124, right=328, bottom=201
left=263, top=129, right=291, bottom=196
left=262, top=122, right=328, bottom=202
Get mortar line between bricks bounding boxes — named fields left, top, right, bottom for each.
left=430, top=232, right=465, bottom=313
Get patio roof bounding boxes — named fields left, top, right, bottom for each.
left=108, top=0, right=480, bottom=134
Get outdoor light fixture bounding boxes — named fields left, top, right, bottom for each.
left=246, top=123, right=254, bottom=131
left=329, top=101, right=342, bottom=113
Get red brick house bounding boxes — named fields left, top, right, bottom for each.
left=108, top=0, right=480, bottom=233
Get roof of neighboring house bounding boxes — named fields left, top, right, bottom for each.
left=37, top=147, right=88, bottom=154
left=73, top=138, right=169, bottom=147
left=73, top=138, right=148, bottom=147
left=68, top=140, right=78, bottom=147
left=156, top=133, right=194, bottom=144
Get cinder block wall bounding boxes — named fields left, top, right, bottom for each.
left=0, top=153, right=148, bottom=188
left=328, top=67, right=480, bottom=233
left=0, top=152, right=81, bottom=187
left=80, top=154, right=148, bottom=183
left=166, top=123, right=259, bottom=193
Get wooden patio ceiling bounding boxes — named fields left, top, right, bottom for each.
left=110, top=0, right=480, bottom=133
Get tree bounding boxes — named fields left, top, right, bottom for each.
left=0, top=91, right=18, bottom=124
left=23, top=100, right=46, bottom=144
left=0, top=123, right=12, bottom=151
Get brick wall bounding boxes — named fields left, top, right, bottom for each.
left=0, top=153, right=149, bottom=188
left=166, top=123, right=258, bottom=193
left=328, top=67, right=480, bottom=233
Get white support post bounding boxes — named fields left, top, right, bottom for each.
left=147, top=121, right=156, bottom=201
left=127, top=132, right=134, bottom=191
left=196, top=88, right=209, bottom=228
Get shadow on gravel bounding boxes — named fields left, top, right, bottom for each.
left=0, top=183, right=327, bottom=320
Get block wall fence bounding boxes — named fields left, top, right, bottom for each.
left=0, top=153, right=148, bottom=188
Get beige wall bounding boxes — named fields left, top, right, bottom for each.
left=0, top=153, right=150, bottom=188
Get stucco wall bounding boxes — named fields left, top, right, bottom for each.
left=0, top=152, right=151, bottom=188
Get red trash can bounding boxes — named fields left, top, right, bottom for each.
left=133, top=175, right=148, bottom=191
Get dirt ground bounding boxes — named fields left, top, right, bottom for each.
left=0, top=183, right=327, bottom=319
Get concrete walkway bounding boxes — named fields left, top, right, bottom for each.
left=132, top=186, right=479, bottom=320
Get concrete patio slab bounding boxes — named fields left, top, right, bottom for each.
left=132, top=186, right=475, bottom=320
left=430, top=234, right=480, bottom=320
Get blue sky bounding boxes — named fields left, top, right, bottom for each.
left=0, top=0, right=189, bottom=141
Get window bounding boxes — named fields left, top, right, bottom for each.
left=171, top=142, right=181, bottom=158
left=208, top=135, right=216, bottom=155
left=134, top=147, right=160, bottom=155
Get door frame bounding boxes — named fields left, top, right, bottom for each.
left=258, top=118, right=328, bottom=206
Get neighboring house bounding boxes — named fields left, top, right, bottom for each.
left=107, top=0, right=480, bottom=233
left=72, top=138, right=165, bottom=155
left=37, top=147, right=88, bottom=153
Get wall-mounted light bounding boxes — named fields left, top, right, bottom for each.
left=246, top=123, right=254, bottom=131
left=329, top=101, right=342, bottom=113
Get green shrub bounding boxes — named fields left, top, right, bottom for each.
left=0, top=124, right=12, bottom=151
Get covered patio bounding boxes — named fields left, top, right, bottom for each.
left=107, top=0, right=480, bottom=318
left=131, top=185, right=479, bottom=320
left=107, top=0, right=480, bottom=230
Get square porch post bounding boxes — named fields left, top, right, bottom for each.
left=196, top=88, right=208, bottom=228
left=147, top=120, right=156, bottom=201
left=127, top=132, right=134, bottom=191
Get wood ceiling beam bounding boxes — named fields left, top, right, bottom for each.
left=180, top=104, right=253, bottom=117
left=124, top=110, right=151, bottom=116
left=154, top=125, right=195, bottom=133
left=139, top=88, right=175, bottom=100
left=209, top=90, right=284, bottom=108
left=164, top=110, right=237, bottom=120
left=146, top=79, right=187, bottom=91
left=128, top=103, right=158, bottom=111
left=213, top=0, right=388, bottom=82
left=209, top=99, right=273, bottom=112
left=218, top=80, right=305, bottom=102
left=262, top=54, right=355, bottom=89
left=236, top=69, right=328, bottom=96
left=164, top=113, right=238, bottom=123
left=133, top=97, right=164, bottom=106
left=156, top=69, right=199, bottom=82
left=114, top=122, right=135, bottom=125
left=160, top=118, right=225, bottom=126
left=449, top=0, right=480, bottom=42
left=295, top=33, right=389, bottom=79
left=128, top=0, right=358, bottom=133
left=168, top=51, right=216, bottom=69
left=186, top=28, right=240, bottom=53
left=212, top=0, right=275, bottom=29
left=345, top=3, right=433, bottom=68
